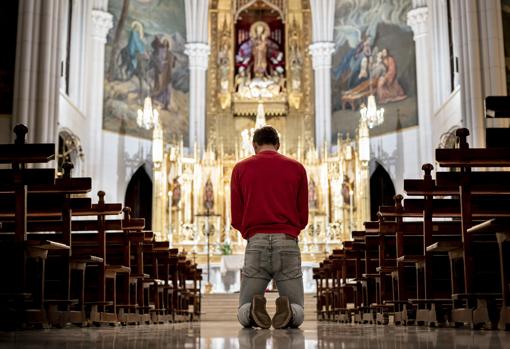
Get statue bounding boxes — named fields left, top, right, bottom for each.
left=234, top=68, right=251, bottom=97
left=218, top=18, right=231, bottom=93
left=203, top=177, right=215, bottom=211
left=234, top=20, right=285, bottom=95
left=288, top=19, right=302, bottom=91
left=251, top=22, right=269, bottom=78
left=171, top=177, right=181, bottom=207
left=308, top=178, right=318, bottom=210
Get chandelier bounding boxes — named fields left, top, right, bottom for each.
left=137, top=96, right=159, bottom=130
left=359, top=95, right=384, bottom=129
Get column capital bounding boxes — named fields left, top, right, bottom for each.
left=185, top=42, right=210, bottom=70
left=309, top=42, right=335, bottom=70
left=91, top=10, right=113, bottom=43
left=412, top=0, right=427, bottom=8
left=407, top=7, right=429, bottom=40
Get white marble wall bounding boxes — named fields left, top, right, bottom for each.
left=100, top=130, right=153, bottom=204
left=368, top=127, right=421, bottom=196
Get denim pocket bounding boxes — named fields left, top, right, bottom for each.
left=280, top=250, right=302, bottom=279
left=242, top=250, right=261, bottom=278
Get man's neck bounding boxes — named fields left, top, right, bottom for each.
left=256, top=145, right=278, bottom=154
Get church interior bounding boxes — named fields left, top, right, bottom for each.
left=1, top=0, right=510, bottom=347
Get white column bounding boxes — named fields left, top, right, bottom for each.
left=85, top=7, right=113, bottom=191
left=450, top=0, right=484, bottom=147
left=309, top=42, right=334, bottom=150
left=184, top=0, right=209, bottom=153
left=185, top=43, right=210, bottom=152
left=13, top=0, right=64, bottom=144
left=428, top=0, right=453, bottom=109
left=309, top=0, right=335, bottom=150
left=407, top=6, right=434, bottom=165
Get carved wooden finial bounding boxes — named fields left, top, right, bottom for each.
left=422, top=163, right=433, bottom=180
left=456, top=128, right=470, bottom=149
left=394, top=194, right=404, bottom=209
left=13, top=124, right=28, bottom=145
left=123, top=207, right=132, bottom=221
left=377, top=212, right=384, bottom=223
left=97, top=191, right=106, bottom=206
left=62, top=162, right=74, bottom=179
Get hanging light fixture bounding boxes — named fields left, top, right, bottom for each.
left=137, top=96, right=159, bottom=130
left=359, top=95, right=384, bottom=129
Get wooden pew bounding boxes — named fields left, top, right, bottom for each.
left=435, top=128, right=510, bottom=329
left=0, top=125, right=195, bottom=329
left=357, top=223, right=379, bottom=324
left=335, top=245, right=365, bottom=323
left=402, top=164, right=466, bottom=326
left=0, top=125, right=77, bottom=327
left=467, top=218, right=510, bottom=329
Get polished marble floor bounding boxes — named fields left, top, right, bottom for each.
left=1, top=321, right=510, bottom=348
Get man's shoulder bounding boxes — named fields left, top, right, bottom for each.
left=277, top=154, right=306, bottom=171
left=233, top=153, right=306, bottom=172
left=232, top=156, right=257, bottom=173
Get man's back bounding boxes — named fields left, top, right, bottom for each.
left=231, top=150, right=308, bottom=239
left=233, top=126, right=307, bottom=329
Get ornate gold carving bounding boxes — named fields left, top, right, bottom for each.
left=208, top=0, right=313, bottom=152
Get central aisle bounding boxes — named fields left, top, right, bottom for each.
left=2, top=320, right=510, bottom=348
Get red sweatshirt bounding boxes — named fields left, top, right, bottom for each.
left=230, top=150, right=309, bottom=239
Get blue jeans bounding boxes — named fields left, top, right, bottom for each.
left=237, top=233, right=305, bottom=327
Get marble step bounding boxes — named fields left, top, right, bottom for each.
left=201, top=293, right=316, bottom=321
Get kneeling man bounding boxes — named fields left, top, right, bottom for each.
left=231, top=126, right=308, bottom=329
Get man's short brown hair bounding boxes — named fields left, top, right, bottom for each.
left=253, top=126, right=279, bottom=146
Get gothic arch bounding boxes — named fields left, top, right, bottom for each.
left=125, top=165, right=153, bottom=229
left=234, top=0, right=285, bottom=21
left=370, top=162, right=396, bottom=221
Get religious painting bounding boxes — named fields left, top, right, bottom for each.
left=233, top=3, right=286, bottom=100
left=103, top=0, right=189, bottom=144
left=502, top=0, right=510, bottom=94
left=331, top=0, right=418, bottom=140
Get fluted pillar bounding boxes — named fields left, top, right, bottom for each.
left=85, top=7, right=112, bottom=191
left=184, top=0, right=209, bottom=153
left=309, top=0, right=335, bottom=150
left=309, top=42, right=334, bottom=150
left=185, top=43, right=210, bottom=152
left=407, top=5, right=434, bottom=165
left=13, top=0, right=64, bottom=144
